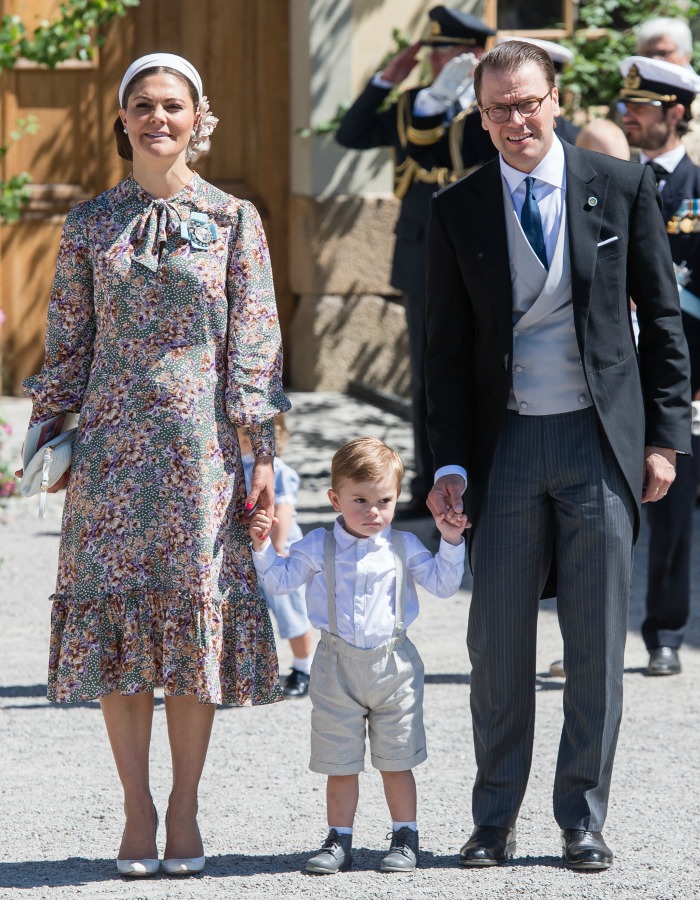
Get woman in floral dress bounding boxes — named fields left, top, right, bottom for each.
left=22, top=53, right=290, bottom=876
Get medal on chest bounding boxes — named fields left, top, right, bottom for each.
left=180, top=211, right=219, bottom=250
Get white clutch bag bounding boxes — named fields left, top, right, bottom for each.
left=20, top=413, right=79, bottom=517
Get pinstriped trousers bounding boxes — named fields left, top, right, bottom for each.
left=468, top=408, right=635, bottom=832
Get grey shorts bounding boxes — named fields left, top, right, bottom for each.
left=308, top=630, right=427, bottom=776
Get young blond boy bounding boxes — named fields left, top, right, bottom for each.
left=250, top=437, right=466, bottom=873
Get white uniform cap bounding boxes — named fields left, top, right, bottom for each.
left=119, top=53, right=203, bottom=107
left=619, top=55, right=700, bottom=105
left=495, top=36, right=574, bottom=68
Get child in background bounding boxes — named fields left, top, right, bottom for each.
left=249, top=437, right=466, bottom=874
left=239, top=416, right=314, bottom=698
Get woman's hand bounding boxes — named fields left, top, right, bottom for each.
left=243, top=455, right=274, bottom=521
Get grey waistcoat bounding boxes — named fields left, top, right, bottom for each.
left=503, top=178, right=592, bottom=415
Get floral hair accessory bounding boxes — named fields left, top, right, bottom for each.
left=188, top=95, right=219, bottom=162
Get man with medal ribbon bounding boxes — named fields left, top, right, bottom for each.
left=618, top=54, right=700, bottom=677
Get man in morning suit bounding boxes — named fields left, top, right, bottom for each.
left=618, top=56, right=700, bottom=676
left=335, top=6, right=497, bottom=519
left=425, top=41, right=691, bottom=871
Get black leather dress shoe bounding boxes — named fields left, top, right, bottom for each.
left=393, top=497, right=431, bottom=520
left=561, top=830, right=613, bottom=870
left=283, top=668, right=310, bottom=698
left=459, top=825, right=516, bottom=866
left=647, top=646, right=681, bottom=676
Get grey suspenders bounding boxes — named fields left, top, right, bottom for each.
left=323, top=529, right=408, bottom=640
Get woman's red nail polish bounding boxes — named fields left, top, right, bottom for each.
left=246, top=501, right=254, bottom=509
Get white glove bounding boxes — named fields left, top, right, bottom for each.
left=427, top=53, right=478, bottom=105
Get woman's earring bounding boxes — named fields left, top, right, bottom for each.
left=123, top=127, right=128, bottom=134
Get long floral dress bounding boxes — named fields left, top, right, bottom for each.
left=23, top=173, right=291, bottom=706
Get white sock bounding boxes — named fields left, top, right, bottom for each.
left=292, top=654, right=313, bottom=675
left=331, top=826, right=353, bottom=835
left=393, top=821, right=417, bottom=832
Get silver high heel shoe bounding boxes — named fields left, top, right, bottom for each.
left=162, top=808, right=205, bottom=875
left=161, top=855, right=206, bottom=875
left=116, top=806, right=160, bottom=877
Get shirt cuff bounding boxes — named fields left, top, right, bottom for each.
left=251, top=538, right=275, bottom=570
left=438, top=537, right=466, bottom=561
left=371, top=72, right=396, bottom=90
left=435, top=465, right=467, bottom=491
left=413, top=86, right=451, bottom=117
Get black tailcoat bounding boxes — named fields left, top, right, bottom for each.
left=425, top=141, right=692, bottom=539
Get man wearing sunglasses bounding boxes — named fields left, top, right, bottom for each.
left=425, top=41, right=691, bottom=871
left=618, top=55, right=700, bottom=680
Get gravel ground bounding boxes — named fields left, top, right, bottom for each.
left=0, top=392, right=699, bottom=899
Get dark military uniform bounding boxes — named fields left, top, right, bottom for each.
left=643, top=154, right=700, bottom=652
left=336, top=82, right=495, bottom=504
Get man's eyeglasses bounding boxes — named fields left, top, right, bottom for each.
left=480, top=91, right=552, bottom=124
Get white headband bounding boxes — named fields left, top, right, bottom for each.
left=119, top=53, right=203, bottom=107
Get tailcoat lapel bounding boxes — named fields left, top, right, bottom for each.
left=563, top=143, right=610, bottom=341
left=465, top=159, right=513, bottom=361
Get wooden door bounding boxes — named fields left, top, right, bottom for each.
left=0, top=0, right=291, bottom=392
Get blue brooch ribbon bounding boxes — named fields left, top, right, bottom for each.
left=180, top=211, right=219, bottom=251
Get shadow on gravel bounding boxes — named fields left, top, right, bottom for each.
left=506, top=855, right=567, bottom=868
left=0, top=686, right=166, bottom=711
left=424, top=673, right=470, bottom=685
left=0, top=684, right=47, bottom=698
left=207, top=848, right=461, bottom=875
left=0, top=858, right=115, bottom=888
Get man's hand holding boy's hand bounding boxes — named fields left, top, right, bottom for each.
left=433, top=510, right=467, bottom=546
left=249, top=511, right=277, bottom=552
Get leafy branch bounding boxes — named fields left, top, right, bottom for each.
left=0, top=117, right=39, bottom=223
left=0, top=0, right=140, bottom=70
left=560, top=0, right=700, bottom=112
left=0, top=1, right=140, bottom=222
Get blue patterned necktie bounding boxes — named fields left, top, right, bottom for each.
left=520, top=176, right=548, bottom=270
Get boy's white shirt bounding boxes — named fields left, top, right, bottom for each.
left=252, top=517, right=465, bottom=650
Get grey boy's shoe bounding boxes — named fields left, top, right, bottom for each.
left=381, top=827, right=420, bottom=872
left=305, top=829, right=353, bottom=874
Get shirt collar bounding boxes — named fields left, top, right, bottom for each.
left=333, top=516, right=392, bottom=547
left=500, top=134, right=565, bottom=195
left=639, top=144, right=686, bottom=174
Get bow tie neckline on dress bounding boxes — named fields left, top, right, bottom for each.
left=128, top=173, right=200, bottom=272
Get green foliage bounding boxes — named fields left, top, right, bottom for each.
left=297, top=104, right=350, bottom=139
left=0, top=117, right=39, bottom=223
left=0, top=2, right=140, bottom=222
left=0, top=0, right=140, bottom=70
left=561, top=0, right=700, bottom=112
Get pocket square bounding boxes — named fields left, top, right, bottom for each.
left=597, top=236, right=619, bottom=247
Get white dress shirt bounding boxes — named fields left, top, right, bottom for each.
left=639, top=143, right=687, bottom=192
left=252, top=518, right=465, bottom=650
left=435, top=137, right=567, bottom=489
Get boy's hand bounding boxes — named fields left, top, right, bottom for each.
left=434, top=510, right=467, bottom=546
left=249, top=511, right=277, bottom=551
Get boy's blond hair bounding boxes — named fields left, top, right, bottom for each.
left=331, top=437, right=404, bottom=494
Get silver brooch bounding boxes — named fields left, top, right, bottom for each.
left=180, top=211, right=218, bottom=250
